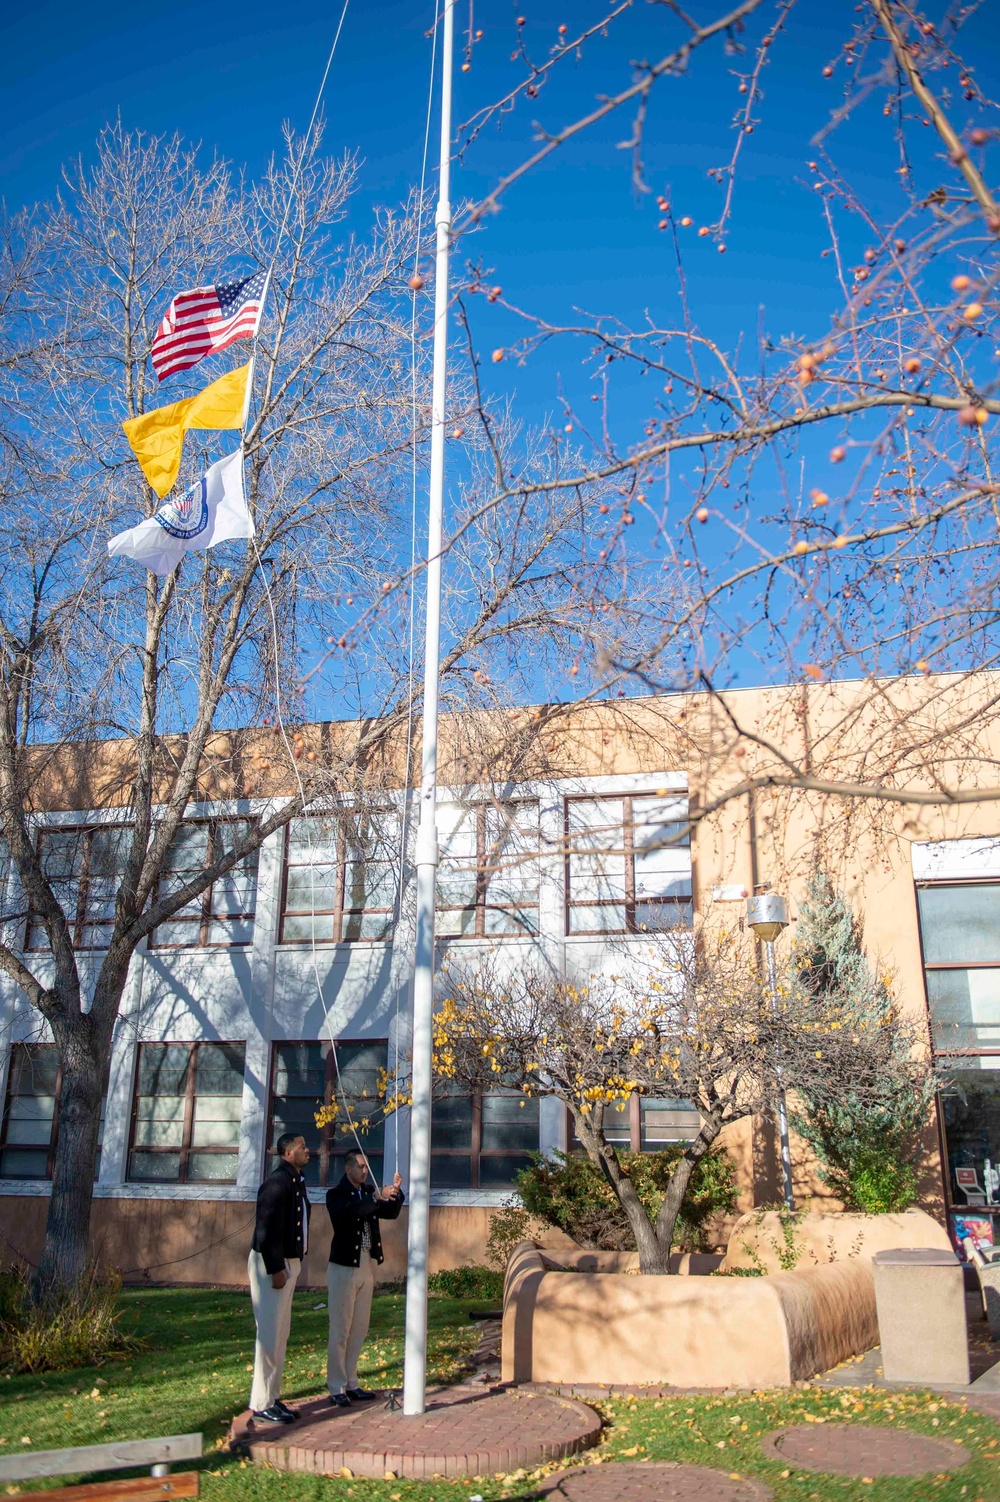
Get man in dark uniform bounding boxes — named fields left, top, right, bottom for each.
left=325, top=1147, right=404, bottom=1405
left=248, top=1132, right=311, bottom=1423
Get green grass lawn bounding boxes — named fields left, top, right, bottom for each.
left=2, top=1287, right=999, bottom=1502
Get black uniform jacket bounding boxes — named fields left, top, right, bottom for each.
left=251, top=1159, right=311, bottom=1275
left=326, top=1174, right=405, bottom=1268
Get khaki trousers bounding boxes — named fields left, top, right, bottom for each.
left=248, top=1251, right=301, bottom=1412
left=326, top=1251, right=375, bottom=1394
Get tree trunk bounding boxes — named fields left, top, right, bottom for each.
left=34, top=1018, right=111, bottom=1302
left=653, top=1117, right=722, bottom=1257
left=572, top=1108, right=674, bottom=1274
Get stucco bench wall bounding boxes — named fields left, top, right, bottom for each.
left=502, top=1242, right=877, bottom=1388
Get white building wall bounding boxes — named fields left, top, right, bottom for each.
left=0, top=771, right=690, bottom=1209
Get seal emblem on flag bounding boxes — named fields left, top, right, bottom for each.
left=155, top=475, right=209, bottom=540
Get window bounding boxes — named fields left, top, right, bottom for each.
left=128, top=1042, right=245, bottom=1183
left=430, top=1086, right=539, bottom=1188
left=151, top=820, right=258, bottom=948
left=268, top=1040, right=387, bottom=1187
left=26, top=825, right=131, bottom=951
left=570, top=1094, right=700, bottom=1154
left=0, top=1043, right=105, bottom=1179
left=436, top=800, right=539, bottom=937
left=917, top=884, right=1000, bottom=1055
left=565, top=793, right=691, bottom=935
left=281, top=810, right=399, bottom=943
left=916, top=882, right=1000, bottom=1231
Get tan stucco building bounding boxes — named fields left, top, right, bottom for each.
left=2, top=671, right=999, bottom=1281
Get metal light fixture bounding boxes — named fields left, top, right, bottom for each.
left=746, top=888, right=794, bottom=1212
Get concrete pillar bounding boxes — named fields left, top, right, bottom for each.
left=873, top=1247, right=970, bottom=1385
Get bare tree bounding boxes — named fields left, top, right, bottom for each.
left=432, top=0, right=1000, bottom=837
left=0, top=122, right=657, bottom=1300
left=430, top=928, right=931, bottom=1273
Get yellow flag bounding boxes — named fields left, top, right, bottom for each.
left=123, top=364, right=249, bottom=498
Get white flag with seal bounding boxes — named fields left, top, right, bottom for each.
left=108, top=447, right=253, bottom=575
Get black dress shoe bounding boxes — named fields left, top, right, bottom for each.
left=345, top=1387, right=377, bottom=1401
left=273, top=1399, right=296, bottom=1419
left=329, top=1392, right=352, bottom=1408
left=252, top=1404, right=295, bottom=1424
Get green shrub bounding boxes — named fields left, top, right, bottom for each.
left=0, top=1263, right=141, bottom=1374
left=836, top=1146, right=919, bottom=1214
left=427, top=1265, right=504, bottom=1301
left=515, top=1146, right=737, bottom=1253
left=484, top=1201, right=533, bottom=1271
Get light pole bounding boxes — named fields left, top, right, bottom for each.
left=746, top=890, right=794, bottom=1212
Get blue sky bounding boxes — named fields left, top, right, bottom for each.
left=3, top=1, right=999, bottom=699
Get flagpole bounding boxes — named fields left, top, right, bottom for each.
left=402, top=0, right=454, bottom=1419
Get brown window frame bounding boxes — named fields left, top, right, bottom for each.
left=265, top=1038, right=389, bottom=1188
left=436, top=799, right=540, bottom=939
left=430, top=1087, right=540, bottom=1189
left=564, top=793, right=691, bottom=937
left=0, top=1042, right=106, bottom=1180
left=149, top=818, right=259, bottom=950
left=126, top=1039, right=246, bottom=1184
left=25, top=823, right=132, bottom=952
left=279, top=812, right=398, bottom=945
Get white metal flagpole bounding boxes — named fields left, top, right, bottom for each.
left=402, top=0, right=454, bottom=1418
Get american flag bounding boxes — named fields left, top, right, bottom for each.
left=151, top=270, right=267, bottom=381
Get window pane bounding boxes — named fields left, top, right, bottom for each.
left=567, top=798, right=624, bottom=851
left=88, top=826, right=131, bottom=878
left=196, top=1043, right=245, bottom=1094
left=214, top=820, right=259, bottom=871
left=479, top=1153, right=533, bottom=1187
left=569, top=903, right=626, bottom=934
left=285, top=865, right=339, bottom=911
left=282, top=913, right=338, bottom=942
left=481, top=1093, right=538, bottom=1153
left=940, top=1070, right=1000, bottom=1207
left=436, top=803, right=478, bottom=861
left=641, top=1097, right=700, bottom=1148
left=163, top=823, right=210, bottom=872
left=484, top=905, right=538, bottom=935
left=187, top=1151, right=238, bottom=1182
left=430, top=1154, right=473, bottom=1188
left=40, top=830, right=86, bottom=879
left=344, top=809, right=401, bottom=864
left=568, top=852, right=627, bottom=902
left=436, top=905, right=477, bottom=937
left=634, top=899, right=693, bottom=932
left=150, top=919, right=200, bottom=947
left=137, top=1044, right=190, bottom=1096
left=128, top=1151, right=181, bottom=1182
left=927, top=969, right=1000, bottom=1052
left=437, top=863, right=479, bottom=907
left=204, top=917, right=255, bottom=946
left=133, top=1098, right=186, bottom=1148
left=0, top=1147, right=50, bottom=1178
left=212, top=873, right=257, bottom=915
left=287, top=817, right=340, bottom=864
left=8, top=1045, right=59, bottom=1096
left=918, top=885, right=1000, bottom=964
left=5, top=1095, right=57, bottom=1143
left=274, top=1043, right=327, bottom=1098
left=340, top=910, right=394, bottom=941
left=342, top=860, right=396, bottom=912
left=431, top=1093, right=474, bottom=1149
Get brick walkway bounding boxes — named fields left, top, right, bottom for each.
left=535, top=1462, right=773, bottom=1500
left=760, top=1423, right=971, bottom=1477
left=229, top=1386, right=601, bottom=1480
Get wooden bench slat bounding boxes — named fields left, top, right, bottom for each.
left=0, top=1436, right=202, bottom=1483
left=22, top=1473, right=200, bottom=1502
